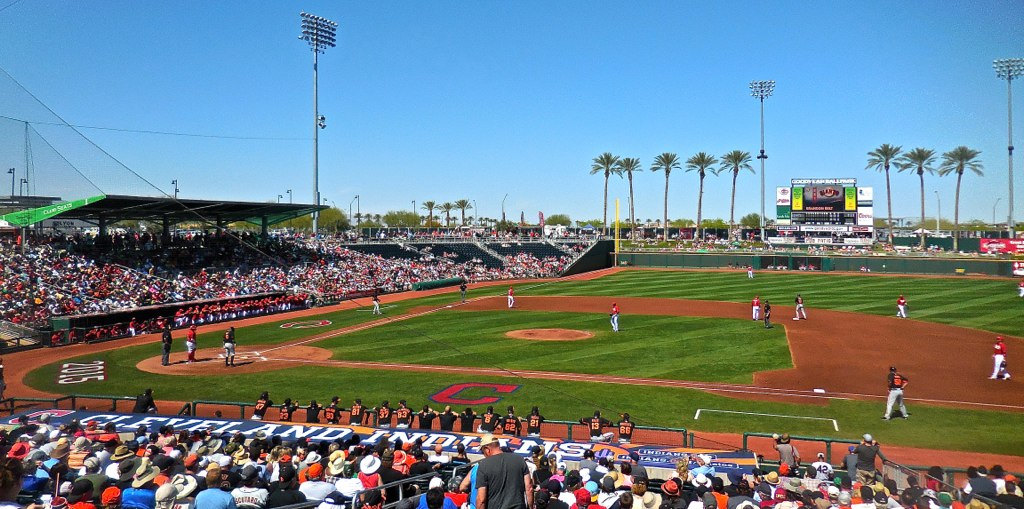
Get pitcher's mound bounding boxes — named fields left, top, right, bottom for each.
left=504, top=329, right=594, bottom=341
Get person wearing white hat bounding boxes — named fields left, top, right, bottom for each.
left=810, top=452, right=834, bottom=481
left=358, top=455, right=384, bottom=489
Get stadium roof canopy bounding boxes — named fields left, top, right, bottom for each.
left=48, top=194, right=326, bottom=226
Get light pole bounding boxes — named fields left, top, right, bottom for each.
left=995, top=58, right=1024, bottom=237
left=750, top=80, right=776, bottom=243
left=6, top=168, right=13, bottom=197
left=278, top=194, right=284, bottom=203
left=473, top=200, right=478, bottom=225
left=172, top=179, right=179, bottom=199
left=349, top=196, right=359, bottom=226
left=19, top=178, right=27, bottom=196
left=286, top=189, right=292, bottom=204
left=994, top=197, right=1002, bottom=226
left=501, top=193, right=508, bottom=223
left=934, top=190, right=941, bottom=232
left=300, top=12, right=338, bottom=235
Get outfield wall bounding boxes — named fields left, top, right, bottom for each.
left=562, top=240, right=614, bottom=276
left=617, top=252, right=1016, bottom=276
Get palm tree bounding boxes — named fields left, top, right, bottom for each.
left=866, top=144, right=903, bottom=244
left=421, top=201, right=436, bottom=226
left=615, top=157, right=642, bottom=239
left=685, top=152, right=718, bottom=241
left=590, top=153, right=621, bottom=236
left=938, top=146, right=984, bottom=251
left=440, top=202, right=454, bottom=227
left=650, top=152, right=681, bottom=241
left=453, top=199, right=472, bottom=226
left=896, top=148, right=937, bottom=249
left=716, top=150, right=754, bottom=239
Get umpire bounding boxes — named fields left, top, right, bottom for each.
left=160, top=324, right=172, bottom=366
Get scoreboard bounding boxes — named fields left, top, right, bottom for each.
left=774, top=178, right=874, bottom=243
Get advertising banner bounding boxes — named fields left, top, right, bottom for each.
left=980, top=239, right=1024, bottom=254
left=3, top=409, right=757, bottom=475
left=1013, top=261, right=1024, bottom=276
left=791, top=178, right=856, bottom=186
left=766, top=236, right=796, bottom=244
left=857, top=207, right=874, bottom=226
left=791, top=187, right=804, bottom=211
left=799, top=185, right=846, bottom=212
left=799, top=225, right=851, bottom=233
left=843, top=238, right=874, bottom=245
left=0, top=194, right=106, bottom=227
left=776, top=187, right=791, bottom=206
left=857, top=187, right=873, bottom=206
left=845, top=188, right=857, bottom=211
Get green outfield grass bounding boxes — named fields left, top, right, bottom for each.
left=320, top=310, right=789, bottom=383
left=22, top=269, right=1024, bottom=456
left=527, top=270, right=1022, bottom=335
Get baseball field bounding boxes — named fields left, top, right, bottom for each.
left=14, top=268, right=1024, bottom=456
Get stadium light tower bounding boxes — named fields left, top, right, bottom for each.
left=994, top=58, right=1024, bottom=237
left=750, top=80, right=775, bottom=243
left=300, top=12, right=338, bottom=236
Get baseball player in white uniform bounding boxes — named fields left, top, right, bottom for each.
left=747, top=265, right=754, bottom=279
left=751, top=296, right=761, bottom=321
left=610, top=303, right=620, bottom=332
left=1018, top=280, right=1024, bottom=298
left=794, top=294, right=807, bottom=320
left=507, top=286, right=515, bottom=308
left=896, top=295, right=908, bottom=318
left=991, top=337, right=1009, bottom=380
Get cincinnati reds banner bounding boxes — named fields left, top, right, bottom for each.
left=4, top=409, right=755, bottom=474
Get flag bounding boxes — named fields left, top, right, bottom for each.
left=539, top=212, right=545, bottom=228
left=520, top=211, right=525, bottom=226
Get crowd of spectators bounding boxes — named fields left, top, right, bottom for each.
left=1, top=232, right=582, bottom=329
left=1, top=404, right=1020, bottom=509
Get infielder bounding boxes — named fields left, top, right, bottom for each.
left=896, top=295, right=908, bottom=318
left=610, top=302, right=620, bottom=332
left=991, top=336, right=1010, bottom=380
left=882, top=366, right=909, bottom=420
left=372, top=293, right=382, bottom=315
left=794, top=294, right=807, bottom=320
left=460, top=281, right=468, bottom=303
left=752, top=295, right=761, bottom=321
left=747, top=265, right=754, bottom=279
left=507, top=286, right=515, bottom=308
left=223, top=326, right=236, bottom=367
left=185, top=324, right=197, bottom=364
left=1018, top=280, right=1023, bottom=298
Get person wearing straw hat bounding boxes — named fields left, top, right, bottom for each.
left=154, top=482, right=179, bottom=509
left=121, top=458, right=159, bottom=508
left=475, top=433, right=533, bottom=509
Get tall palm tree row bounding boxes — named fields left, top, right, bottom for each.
left=938, top=146, right=984, bottom=251
left=685, top=152, right=718, bottom=240
left=615, top=157, right=643, bottom=239
left=896, top=148, right=937, bottom=249
left=716, top=150, right=753, bottom=239
left=866, top=144, right=902, bottom=244
left=649, top=152, right=681, bottom=240
left=421, top=201, right=436, bottom=226
left=590, top=152, right=621, bottom=235
left=453, top=199, right=473, bottom=226
left=440, top=202, right=454, bottom=227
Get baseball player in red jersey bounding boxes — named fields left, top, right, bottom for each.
left=185, top=325, right=197, bottom=363
left=991, top=337, right=1010, bottom=380
left=507, top=286, right=515, bottom=308
left=896, top=295, right=908, bottom=318
left=752, top=296, right=761, bottom=321
left=610, top=303, right=620, bottom=332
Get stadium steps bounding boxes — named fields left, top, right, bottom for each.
left=0, top=321, right=43, bottom=350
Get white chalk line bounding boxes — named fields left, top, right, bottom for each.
left=694, top=408, right=839, bottom=432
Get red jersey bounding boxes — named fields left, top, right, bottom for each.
left=1019, top=281, right=1024, bottom=288
left=508, top=287, right=514, bottom=296
left=186, top=329, right=196, bottom=342
left=752, top=297, right=760, bottom=307
left=897, top=297, right=907, bottom=306
left=611, top=304, right=619, bottom=315
left=995, top=342, right=1007, bottom=355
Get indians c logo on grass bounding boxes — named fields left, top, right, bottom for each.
left=431, top=383, right=521, bottom=405
left=279, top=320, right=332, bottom=329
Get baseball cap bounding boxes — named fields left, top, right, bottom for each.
left=478, top=434, right=498, bottom=448
left=862, top=434, right=873, bottom=442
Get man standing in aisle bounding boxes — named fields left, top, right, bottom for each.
left=882, top=366, right=909, bottom=419
left=610, top=303, right=620, bottom=332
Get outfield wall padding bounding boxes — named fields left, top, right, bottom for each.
left=618, top=252, right=1015, bottom=276
left=561, top=240, right=614, bottom=276
left=411, top=277, right=465, bottom=291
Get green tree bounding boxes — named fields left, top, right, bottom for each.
left=453, top=199, right=472, bottom=225
left=670, top=218, right=695, bottom=228
left=701, top=218, right=728, bottom=228
left=440, top=202, right=455, bottom=227
left=866, top=143, right=903, bottom=244
left=716, top=150, right=754, bottom=238
left=590, top=152, right=621, bottom=235
left=739, top=213, right=761, bottom=229
left=938, top=146, right=984, bottom=251
left=685, top=152, right=718, bottom=240
left=421, top=201, right=437, bottom=226
left=545, top=213, right=572, bottom=226
left=896, top=148, right=937, bottom=249
left=383, top=210, right=420, bottom=227
left=650, top=152, right=682, bottom=240
left=614, top=157, right=642, bottom=240
left=577, top=218, right=604, bottom=228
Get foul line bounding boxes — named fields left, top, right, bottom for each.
left=694, top=408, right=839, bottom=431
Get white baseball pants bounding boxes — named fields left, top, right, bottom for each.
left=992, top=354, right=1006, bottom=378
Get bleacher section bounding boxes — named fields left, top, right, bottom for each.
left=487, top=241, right=566, bottom=259
left=411, top=242, right=503, bottom=268
left=342, top=243, right=421, bottom=260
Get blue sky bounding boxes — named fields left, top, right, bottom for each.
left=1, top=1, right=1022, bottom=224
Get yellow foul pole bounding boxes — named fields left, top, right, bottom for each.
left=614, top=198, right=620, bottom=266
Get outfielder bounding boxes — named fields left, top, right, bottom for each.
left=610, top=302, right=620, bottom=332
left=752, top=295, right=761, bottom=321
left=507, top=286, right=515, bottom=308
left=896, top=295, right=908, bottom=318
left=223, top=326, right=236, bottom=367
left=991, top=337, right=1010, bottom=380
left=747, top=265, right=754, bottom=279
left=185, top=325, right=197, bottom=364
left=882, top=366, right=909, bottom=420
left=794, top=294, right=807, bottom=320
